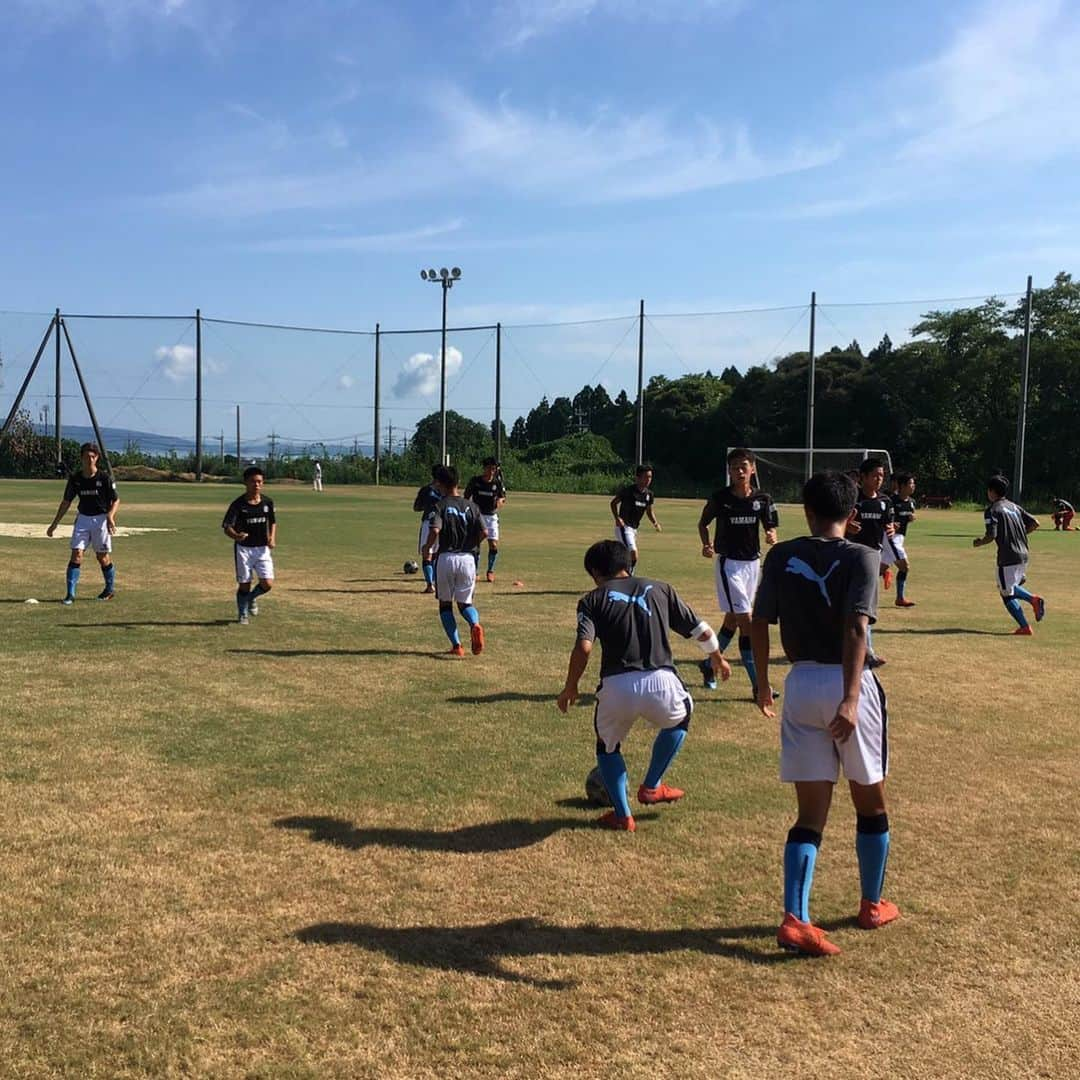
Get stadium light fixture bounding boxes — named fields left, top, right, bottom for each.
left=420, top=264, right=464, bottom=464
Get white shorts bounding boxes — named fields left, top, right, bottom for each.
left=481, top=513, right=499, bottom=542
left=235, top=544, right=274, bottom=584
left=418, top=519, right=439, bottom=558
left=71, top=513, right=112, bottom=554
left=435, top=551, right=476, bottom=605
left=996, top=563, right=1027, bottom=597
left=594, top=668, right=692, bottom=754
left=616, top=524, right=638, bottom=552
left=881, top=533, right=907, bottom=567
left=714, top=556, right=760, bottom=614
left=779, top=663, right=888, bottom=786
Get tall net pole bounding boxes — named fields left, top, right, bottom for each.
left=374, top=323, right=381, bottom=486
left=635, top=299, right=645, bottom=464
left=805, top=291, right=817, bottom=480
left=1014, top=275, right=1033, bottom=501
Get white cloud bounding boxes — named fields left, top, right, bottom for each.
left=156, top=343, right=222, bottom=381
left=393, top=346, right=463, bottom=398
left=337, top=374, right=355, bottom=389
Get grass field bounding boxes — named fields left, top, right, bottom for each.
left=2, top=479, right=1078, bottom=1079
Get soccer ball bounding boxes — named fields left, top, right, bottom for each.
left=585, top=766, right=612, bottom=807
left=403, top=560, right=420, bottom=575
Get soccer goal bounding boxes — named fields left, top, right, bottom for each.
left=728, top=447, right=894, bottom=503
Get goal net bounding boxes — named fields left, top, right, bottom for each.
left=727, top=447, right=894, bottom=504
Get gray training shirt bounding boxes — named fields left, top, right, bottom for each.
left=983, top=498, right=1037, bottom=567
left=576, top=575, right=701, bottom=680
left=753, top=536, right=879, bottom=664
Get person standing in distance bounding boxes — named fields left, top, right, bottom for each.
left=610, top=464, right=661, bottom=574
left=972, top=475, right=1045, bottom=635
left=883, top=472, right=917, bottom=607
left=557, top=539, right=731, bottom=832
left=697, top=447, right=778, bottom=697
left=413, top=464, right=442, bottom=594
left=464, top=456, right=507, bottom=582
left=222, top=465, right=276, bottom=625
left=422, top=465, right=487, bottom=657
left=312, top=460, right=323, bottom=492
left=46, top=442, right=120, bottom=604
left=846, top=456, right=895, bottom=667
left=751, top=471, right=899, bottom=957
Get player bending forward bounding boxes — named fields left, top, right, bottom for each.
left=422, top=465, right=487, bottom=657
left=222, top=465, right=276, bottom=625
left=557, top=539, right=731, bottom=832
left=972, top=475, right=1046, bottom=635
left=751, top=471, right=899, bottom=957
left=46, top=441, right=120, bottom=603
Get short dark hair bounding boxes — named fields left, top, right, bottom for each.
left=243, top=465, right=264, bottom=481
left=584, top=539, right=632, bottom=579
left=482, top=456, right=499, bottom=468
left=859, top=455, right=886, bottom=475
left=727, top=447, right=755, bottom=465
left=894, top=471, right=914, bottom=486
left=803, top=470, right=858, bottom=523
left=80, top=442, right=100, bottom=456
left=988, top=475, right=1009, bottom=497
left=434, top=464, right=457, bottom=488
left=430, top=463, right=441, bottom=479
left=635, top=463, right=653, bottom=477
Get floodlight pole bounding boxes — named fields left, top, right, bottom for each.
left=806, top=291, right=817, bottom=481
left=374, top=323, right=381, bottom=486
left=495, top=322, right=502, bottom=462
left=635, top=299, right=645, bottom=464
left=1014, top=274, right=1034, bottom=501
left=440, top=280, right=449, bottom=464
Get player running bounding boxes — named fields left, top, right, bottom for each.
left=610, top=464, right=661, bottom=574
left=46, top=442, right=120, bottom=604
left=846, top=456, right=895, bottom=667
left=751, top=471, right=900, bottom=957
left=972, top=475, right=1046, bottom=635
left=1051, top=496, right=1075, bottom=531
left=882, top=472, right=917, bottom=607
left=697, top=447, right=779, bottom=697
left=413, top=464, right=442, bottom=594
left=422, top=465, right=487, bottom=657
left=464, top=457, right=507, bottom=582
left=222, top=465, right=276, bottom=625
left=557, top=539, right=731, bottom=832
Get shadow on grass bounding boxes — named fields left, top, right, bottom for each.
left=274, top=813, right=611, bottom=854
left=62, top=619, right=235, bottom=628
left=498, top=590, right=584, bottom=597
left=300, top=587, right=421, bottom=596
left=446, top=691, right=596, bottom=706
left=230, top=647, right=439, bottom=659
left=293, top=915, right=794, bottom=987
left=874, top=627, right=1006, bottom=636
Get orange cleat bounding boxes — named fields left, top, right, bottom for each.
left=637, top=783, right=685, bottom=805
left=882, top=568, right=893, bottom=590
left=858, top=898, right=900, bottom=930
left=1013, top=625, right=1034, bottom=636
left=777, top=913, right=841, bottom=956
left=485, top=570, right=495, bottom=583
left=894, top=598, right=916, bottom=607
left=449, top=644, right=466, bottom=657
left=470, top=623, right=485, bottom=655
left=597, top=811, right=635, bottom=832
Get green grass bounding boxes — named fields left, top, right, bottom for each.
left=1, top=480, right=1079, bottom=1078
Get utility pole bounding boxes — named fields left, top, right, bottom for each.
left=195, top=308, right=203, bottom=482
left=635, top=299, right=645, bottom=464
left=268, top=432, right=279, bottom=462
left=236, top=406, right=241, bottom=465
left=806, top=291, right=817, bottom=480
left=218, top=430, right=225, bottom=464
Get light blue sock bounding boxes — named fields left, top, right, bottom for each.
left=66, top=563, right=81, bottom=598
left=643, top=725, right=687, bottom=789
left=1013, top=584, right=1034, bottom=604
left=896, top=570, right=907, bottom=600
left=487, top=550, right=498, bottom=573
left=102, top=563, right=116, bottom=592
left=459, top=604, right=480, bottom=627
left=855, top=814, right=890, bottom=903
left=1003, top=595, right=1027, bottom=628
left=422, top=560, right=434, bottom=585
left=596, top=751, right=632, bottom=819
left=738, top=635, right=758, bottom=693
left=439, top=607, right=460, bottom=646
left=783, top=828, right=820, bottom=922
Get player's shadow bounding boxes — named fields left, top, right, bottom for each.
left=301, top=587, right=417, bottom=595
left=292, top=915, right=793, bottom=987
left=62, top=619, right=234, bottom=628
left=446, top=691, right=596, bottom=706
left=874, top=627, right=1004, bottom=636
left=230, top=647, right=438, bottom=659
left=274, top=813, right=601, bottom=854
left=500, top=590, right=583, bottom=597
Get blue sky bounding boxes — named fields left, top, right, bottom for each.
left=2, top=0, right=1079, bottom=449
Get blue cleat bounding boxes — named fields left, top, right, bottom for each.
left=699, top=659, right=717, bottom=691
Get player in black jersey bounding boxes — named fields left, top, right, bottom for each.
left=697, top=447, right=779, bottom=697
left=973, top=475, right=1045, bottom=635
left=846, top=456, right=895, bottom=668
left=884, top=472, right=917, bottom=607
left=464, top=457, right=507, bottom=583
left=752, top=471, right=899, bottom=956
left=413, top=464, right=442, bottom=593
left=422, top=465, right=487, bottom=656
left=558, top=539, right=730, bottom=831
left=47, top=443, right=120, bottom=603
left=610, top=464, right=662, bottom=573
left=222, top=465, right=277, bottom=625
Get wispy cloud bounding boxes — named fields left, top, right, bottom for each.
left=393, top=346, right=463, bottom=398
left=249, top=219, right=465, bottom=254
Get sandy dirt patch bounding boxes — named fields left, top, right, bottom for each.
left=0, top=523, right=176, bottom=539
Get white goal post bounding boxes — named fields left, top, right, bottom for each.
left=726, top=447, right=894, bottom=503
